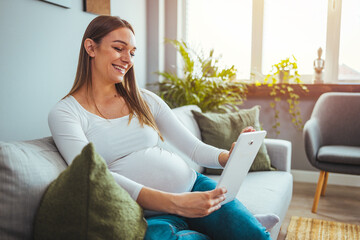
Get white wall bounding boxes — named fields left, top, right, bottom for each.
left=0, top=0, right=147, bottom=141
left=111, top=0, right=147, bottom=87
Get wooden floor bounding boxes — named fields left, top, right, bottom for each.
left=277, top=182, right=360, bottom=240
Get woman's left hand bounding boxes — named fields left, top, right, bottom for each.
left=218, top=126, right=256, bottom=167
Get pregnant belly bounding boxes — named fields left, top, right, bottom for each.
left=108, top=147, right=196, bottom=193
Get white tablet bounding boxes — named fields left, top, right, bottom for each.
left=217, top=130, right=267, bottom=205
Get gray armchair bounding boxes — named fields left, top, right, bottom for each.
left=303, top=92, right=360, bottom=213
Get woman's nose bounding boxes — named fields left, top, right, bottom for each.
left=121, top=52, right=131, bottom=63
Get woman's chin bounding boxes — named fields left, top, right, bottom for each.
left=112, top=76, right=124, bottom=84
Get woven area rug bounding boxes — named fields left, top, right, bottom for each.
left=285, top=216, right=360, bottom=240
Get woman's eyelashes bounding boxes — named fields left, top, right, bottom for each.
left=113, top=47, right=135, bottom=57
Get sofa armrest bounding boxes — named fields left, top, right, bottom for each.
left=264, top=138, right=292, bottom=172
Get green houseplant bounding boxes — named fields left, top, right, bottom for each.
left=153, top=40, right=247, bottom=113
left=255, top=56, right=309, bottom=135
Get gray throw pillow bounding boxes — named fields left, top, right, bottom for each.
left=191, top=106, right=275, bottom=174
left=0, top=138, right=67, bottom=240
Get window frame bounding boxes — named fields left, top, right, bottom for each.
left=324, top=0, right=342, bottom=83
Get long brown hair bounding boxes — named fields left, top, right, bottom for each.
left=65, top=15, right=163, bottom=141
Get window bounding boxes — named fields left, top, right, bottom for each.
left=262, top=0, right=327, bottom=76
left=186, top=0, right=252, bottom=80
left=185, top=0, right=358, bottom=83
left=338, top=0, right=360, bottom=82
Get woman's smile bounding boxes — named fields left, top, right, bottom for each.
left=112, top=64, right=128, bottom=74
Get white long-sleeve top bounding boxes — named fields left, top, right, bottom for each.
left=48, top=89, right=224, bottom=203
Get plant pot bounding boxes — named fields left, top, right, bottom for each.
left=278, top=70, right=290, bottom=84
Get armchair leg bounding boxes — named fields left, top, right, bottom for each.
left=321, top=172, right=329, bottom=196
left=312, top=170, right=326, bottom=213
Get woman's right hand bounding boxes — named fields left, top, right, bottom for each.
left=137, top=186, right=227, bottom=218
left=171, top=187, right=227, bottom=218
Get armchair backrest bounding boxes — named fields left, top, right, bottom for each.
left=311, top=92, right=360, bottom=146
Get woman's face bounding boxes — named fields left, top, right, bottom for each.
left=89, top=27, right=136, bottom=84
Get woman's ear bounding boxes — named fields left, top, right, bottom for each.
left=84, top=38, right=96, bottom=57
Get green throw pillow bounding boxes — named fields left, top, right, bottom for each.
left=191, top=106, right=275, bottom=174
left=33, top=143, right=147, bottom=240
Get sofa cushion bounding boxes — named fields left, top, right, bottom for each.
left=33, top=143, right=147, bottom=240
left=172, top=105, right=202, bottom=140
left=0, top=137, right=67, bottom=240
left=191, top=106, right=274, bottom=173
left=318, top=145, right=360, bottom=165
left=207, top=171, right=293, bottom=239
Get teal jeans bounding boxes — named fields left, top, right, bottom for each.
left=144, top=172, right=271, bottom=240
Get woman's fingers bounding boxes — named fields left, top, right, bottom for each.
left=209, top=188, right=227, bottom=205
left=210, top=187, right=227, bottom=197
left=207, top=189, right=227, bottom=214
left=175, top=188, right=228, bottom=218
left=229, top=142, right=236, bottom=155
left=241, top=126, right=256, bottom=133
left=208, top=203, right=222, bottom=213
left=230, top=127, right=256, bottom=154
left=212, top=195, right=225, bottom=206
